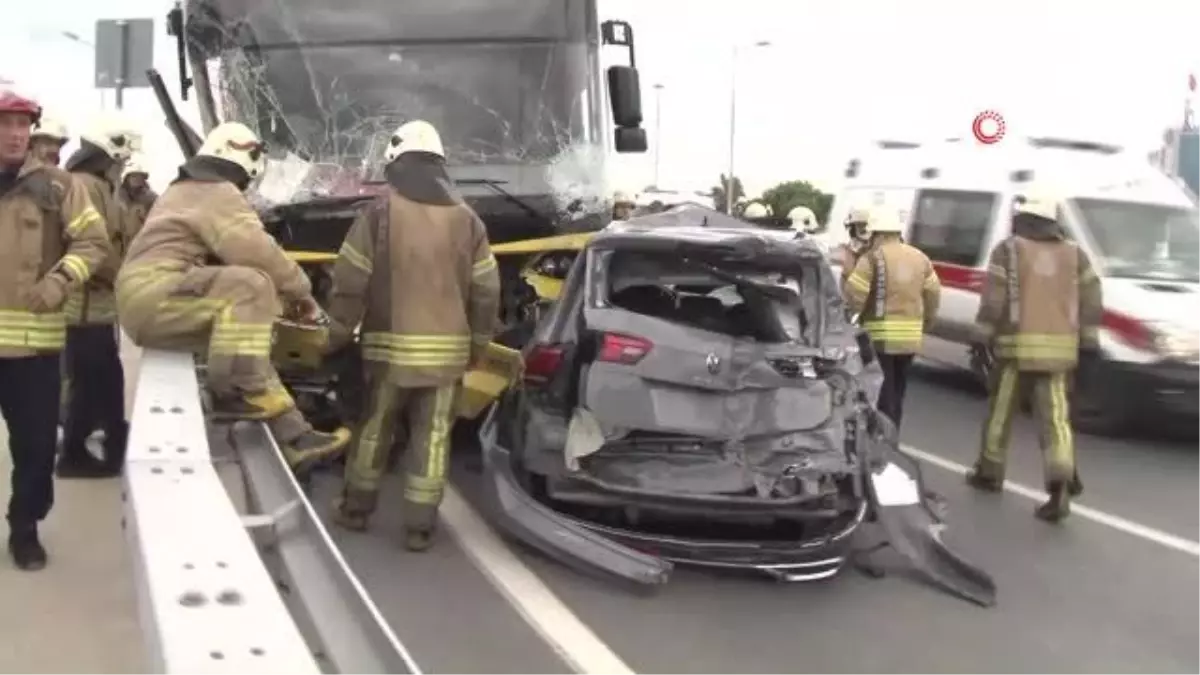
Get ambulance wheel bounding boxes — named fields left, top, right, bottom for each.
left=1069, top=379, right=1131, bottom=437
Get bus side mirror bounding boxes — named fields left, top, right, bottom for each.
left=614, top=127, right=647, bottom=153
left=608, top=66, right=643, bottom=128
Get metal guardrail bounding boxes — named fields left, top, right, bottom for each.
left=124, top=349, right=421, bottom=674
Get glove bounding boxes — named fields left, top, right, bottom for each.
left=26, top=273, right=69, bottom=313
left=288, top=296, right=330, bottom=326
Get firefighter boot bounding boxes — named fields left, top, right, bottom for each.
left=404, top=527, right=435, bottom=553
left=332, top=487, right=376, bottom=533
left=1036, top=480, right=1071, bottom=523
left=281, top=427, right=352, bottom=474
left=1068, top=468, right=1083, bottom=497
left=209, top=389, right=295, bottom=422
left=965, top=459, right=1005, bottom=493
left=8, top=525, right=47, bottom=571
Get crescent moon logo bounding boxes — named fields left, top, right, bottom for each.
left=972, top=110, right=1007, bottom=145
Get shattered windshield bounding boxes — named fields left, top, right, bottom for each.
left=187, top=0, right=607, bottom=207
left=1071, top=198, right=1200, bottom=283
left=213, top=41, right=592, bottom=169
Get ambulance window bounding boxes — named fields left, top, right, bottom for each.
left=909, top=189, right=997, bottom=266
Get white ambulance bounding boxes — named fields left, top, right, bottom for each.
left=823, top=137, right=1199, bottom=434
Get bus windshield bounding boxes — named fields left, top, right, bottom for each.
left=211, top=41, right=594, bottom=167
left=186, top=0, right=606, bottom=204
left=1071, top=198, right=1200, bottom=283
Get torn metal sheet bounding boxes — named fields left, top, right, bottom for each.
left=864, top=418, right=999, bottom=608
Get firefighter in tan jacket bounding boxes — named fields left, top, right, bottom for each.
left=837, top=208, right=872, bottom=283
left=328, top=120, right=502, bottom=552
left=116, top=154, right=157, bottom=244
left=0, top=89, right=112, bottom=570
left=116, top=122, right=350, bottom=471
left=58, top=116, right=143, bottom=479
left=842, top=206, right=941, bottom=431
left=966, top=192, right=1101, bottom=522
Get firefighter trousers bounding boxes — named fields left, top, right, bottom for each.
left=126, top=265, right=309, bottom=443
left=62, top=324, right=127, bottom=466
left=977, top=362, right=1075, bottom=485
left=341, top=378, right=458, bottom=531
left=0, top=355, right=60, bottom=528
left=875, top=349, right=915, bottom=430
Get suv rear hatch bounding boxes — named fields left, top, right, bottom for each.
left=563, top=235, right=856, bottom=507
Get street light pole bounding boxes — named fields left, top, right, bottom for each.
left=653, top=83, right=665, bottom=189
left=61, top=31, right=106, bottom=110
left=725, top=40, right=770, bottom=214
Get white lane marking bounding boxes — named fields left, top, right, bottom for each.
left=440, top=486, right=635, bottom=675
left=901, top=444, right=1200, bottom=558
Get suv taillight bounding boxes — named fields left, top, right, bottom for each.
left=597, top=332, right=652, bottom=365
left=523, top=344, right=565, bottom=385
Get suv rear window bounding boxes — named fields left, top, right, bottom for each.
left=600, top=250, right=808, bottom=343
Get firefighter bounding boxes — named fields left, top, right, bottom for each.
left=29, top=117, right=68, bottom=167
left=786, top=205, right=819, bottom=235
left=966, top=192, right=1100, bottom=522
left=742, top=201, right=769, bottom=219
left=116, top=153, right=157, bottom=243
left=58, top=116, right=144, bottom=478
left=0, top=90, right=112, bottom=570
left=115, top=122, right=351, bottom=471
left=328, top=119, right=502, bottom=552
left=842, top=206, right=941, bottom=431
left=612, top=191, right=636, bottom=221
left=837, top=208, right=872, bottom=282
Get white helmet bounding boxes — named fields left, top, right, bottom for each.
left=1014, top=190, right=1059, bottom=221
left=122, top=153, right=149, bottom=182
left=81, top=113, right=142, bottom=161
left=612, top=190, right=635, bottom=206
left=742, top=202, right=769, bottom=219
left=787, top=205, right=818, bottom=232
left=196, top=122, right=267, bottom=181
left=384, top=120, right=445, bottom=163
left=866, top=206, right=905, bottom=234
left=32, top=117, right=68, bottom=143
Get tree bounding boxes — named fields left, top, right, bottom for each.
left=760, top=180, right=834, bottom=225
left=710, top=173, right=745, bottom=214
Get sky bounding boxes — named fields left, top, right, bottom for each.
left=2, top=0, right=1197, bottom=196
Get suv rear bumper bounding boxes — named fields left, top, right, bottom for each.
left=476, top=410, right=864, bottom=586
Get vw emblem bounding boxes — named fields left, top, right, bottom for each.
left=705, top=353, right=722, bottom=374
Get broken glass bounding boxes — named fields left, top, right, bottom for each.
left=187, top=0, right=612, bottom=217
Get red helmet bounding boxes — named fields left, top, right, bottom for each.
left=0, top=90, right=42, bottom=125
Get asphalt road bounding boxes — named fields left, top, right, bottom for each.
left=9, top=338, right=1190, bottom=673
left=318, top=355, right=1200, bottom=674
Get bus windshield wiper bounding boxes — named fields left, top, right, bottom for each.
left=456, top=178, right=553, bottom=227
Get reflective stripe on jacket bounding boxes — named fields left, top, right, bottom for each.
left=0, top=160, right=111, bottom=356
left=842, top=237, right=941, bottom=354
